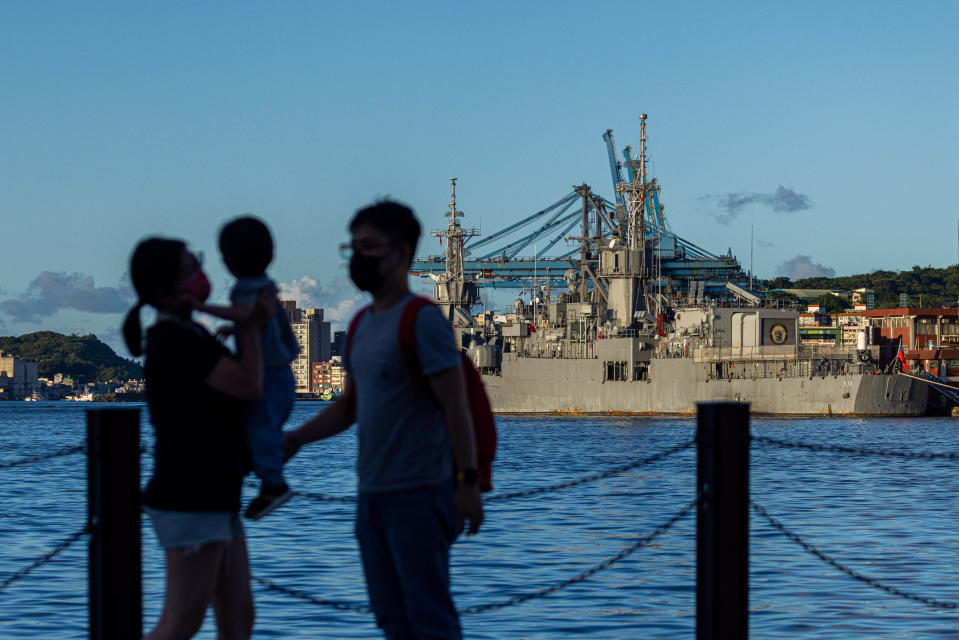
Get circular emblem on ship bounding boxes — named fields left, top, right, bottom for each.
left=769, top=323, right=788, bottom=345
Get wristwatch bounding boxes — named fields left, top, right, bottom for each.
left=456, top=468, right=479, bottom=486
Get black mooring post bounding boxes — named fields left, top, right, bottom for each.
left=88, top=408, right=142, bottom=640
left=696, top=402, right=749, bottom=640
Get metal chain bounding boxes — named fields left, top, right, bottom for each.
left=292, top=490, right=357, bottom=503
left=254, top=497, right=696, bottom=615
left=252, top=575, right=372, bottom=613
left=288, top=439, right=695, bottom=505
left=0, top=444, right=84, bottom=471
left=0, top=525, right=91, bottom=593
left=457, top=496, right=698, bottom=614
left=751, top=501, right=959, bottom=610
left=484, top=438, right=695, bottom=502
left=751, top=434, right=959, bottom=461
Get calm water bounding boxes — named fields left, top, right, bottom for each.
left=2, top=402, right=959, bottom=639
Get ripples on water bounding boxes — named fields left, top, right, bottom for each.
left=1, top=403, right=959, bottom=638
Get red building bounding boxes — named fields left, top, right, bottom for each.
left=311, top=361, right=332, bottom=395
left=859, top=308, right=959, bottom=377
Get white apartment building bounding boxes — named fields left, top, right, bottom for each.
left=0, top=351, right=40, bottom=399
left=282, top=302, right=332, bottom=394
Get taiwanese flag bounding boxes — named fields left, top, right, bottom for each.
left=897, top=343, right=908, bottom=371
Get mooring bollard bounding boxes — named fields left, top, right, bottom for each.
left=87, top=408, right=142, bottom=639
left=696, top=402, right=749, bottom=640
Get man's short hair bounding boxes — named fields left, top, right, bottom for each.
left=349, top=200, right=421, bottom=261
left=219, top=215, right=274, bottom=278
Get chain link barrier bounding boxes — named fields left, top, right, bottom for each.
left=751, top=434, right=959, bottom=461
left=484, top=438, right=695, bottom=503
left=457, top=495, right=698, bottom=614
left=252, top=576, right=373, bottom=614
left=751, top=500, right=959, bottom=610
left=288, top=438, right=696, bottom=505
left=0, top=445, right=84, bottom=471
left=0, top=525, right=91, bottom=594
left=253, top=496, right=697, bottom=615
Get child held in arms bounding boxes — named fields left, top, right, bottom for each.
left=197, top=215, right=299, bottom=520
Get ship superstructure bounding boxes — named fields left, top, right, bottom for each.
left=417, top=116, right=927, bottom=415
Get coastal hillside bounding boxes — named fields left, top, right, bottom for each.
left=766, top=264, right=959, bottom=309
left=0, top=332, right=142, bottom=382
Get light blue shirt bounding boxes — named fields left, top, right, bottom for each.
left=230, top=275, right=299, bottom=368
left=346, top=295, right=460, bottom=493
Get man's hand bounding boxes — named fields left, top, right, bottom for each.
left=283, top=429, right=302, bottom=462
left=455, top=484, right=484, bottom=536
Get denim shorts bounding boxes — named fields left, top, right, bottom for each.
left=144, top=507, right=244, bottom=552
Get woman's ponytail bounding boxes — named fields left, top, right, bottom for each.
left=123, top=301, right=146, bottom=357
left=124, top=237, right=186, bottom=358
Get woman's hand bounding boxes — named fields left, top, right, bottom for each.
left=214, top=325, right=235, bottom=340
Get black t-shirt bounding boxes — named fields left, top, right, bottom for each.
left=142, top=320, right=247, bottom=512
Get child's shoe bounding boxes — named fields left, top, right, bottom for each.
left=244, top=483, right=293, bottom=520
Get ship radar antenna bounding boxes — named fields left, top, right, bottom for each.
left=639, top=113, right=648, bottom=185
left=446, top=177, right=461, bottom=222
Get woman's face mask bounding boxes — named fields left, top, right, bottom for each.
left=179, top=268, right=211, bottom=303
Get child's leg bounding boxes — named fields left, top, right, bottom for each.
left=245, top=367, right=295, bottom=488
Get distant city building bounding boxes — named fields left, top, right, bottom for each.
left=851, top=288, right=875, bottom=311
left=0, top=351, right=39, bottom=399
left=312, top=361, right=331, bottom=394
left=797, top=308, right=959, bottom=379
left=331, top=330, right=345, bottom=357
left=311, top=357, right=346, bottom=395
left=282, top=301, right=332, bottom=394
left=329, top=356, right=345, bottom=391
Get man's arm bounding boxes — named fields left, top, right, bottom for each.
left=428, top=365, right=484, bottom=535
left=284, top=375, right=356, bottom=460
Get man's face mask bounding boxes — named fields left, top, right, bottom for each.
left=349, top=253, right=387, bottom=292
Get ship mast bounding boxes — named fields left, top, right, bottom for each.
left=600, top=113, right=651, bottom=326
left=430, top=178, right=480, bottom=323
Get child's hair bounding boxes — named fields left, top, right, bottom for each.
left=348, top=200, right=421, bottom=264
left=122, top=237, right=186, bottom=357
left=219, top=215, right=274, bottom=278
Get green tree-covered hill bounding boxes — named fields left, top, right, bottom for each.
left=766, top=265, right=959, bottom=309
left=0, top=332, right=142, bottom=381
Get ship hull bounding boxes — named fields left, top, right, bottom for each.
left=481, top=355, right=928, bottom=416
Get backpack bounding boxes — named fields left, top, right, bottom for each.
left=345, top=295, right=497, bottom=492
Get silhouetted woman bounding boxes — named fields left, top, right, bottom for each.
left=123, top=237, right=265, bottom=639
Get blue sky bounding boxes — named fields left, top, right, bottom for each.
left=1, top=1, right=957, bottom=353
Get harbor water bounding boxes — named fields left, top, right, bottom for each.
left=2, top=402, right=959, bottom=638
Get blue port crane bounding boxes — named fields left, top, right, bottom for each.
left=411, top=120, right=753, bottom=301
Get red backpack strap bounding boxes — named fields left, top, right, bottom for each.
left=345, top=304, right=372, bottom=358
left=344, top=304, right=372, bottom=416
left=397, top=296, right=436, bottom=379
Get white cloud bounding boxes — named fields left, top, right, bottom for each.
left=277, top=275, right=369, bottom=329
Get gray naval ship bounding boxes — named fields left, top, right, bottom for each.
left=417, top=117, right=927, bottom=416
